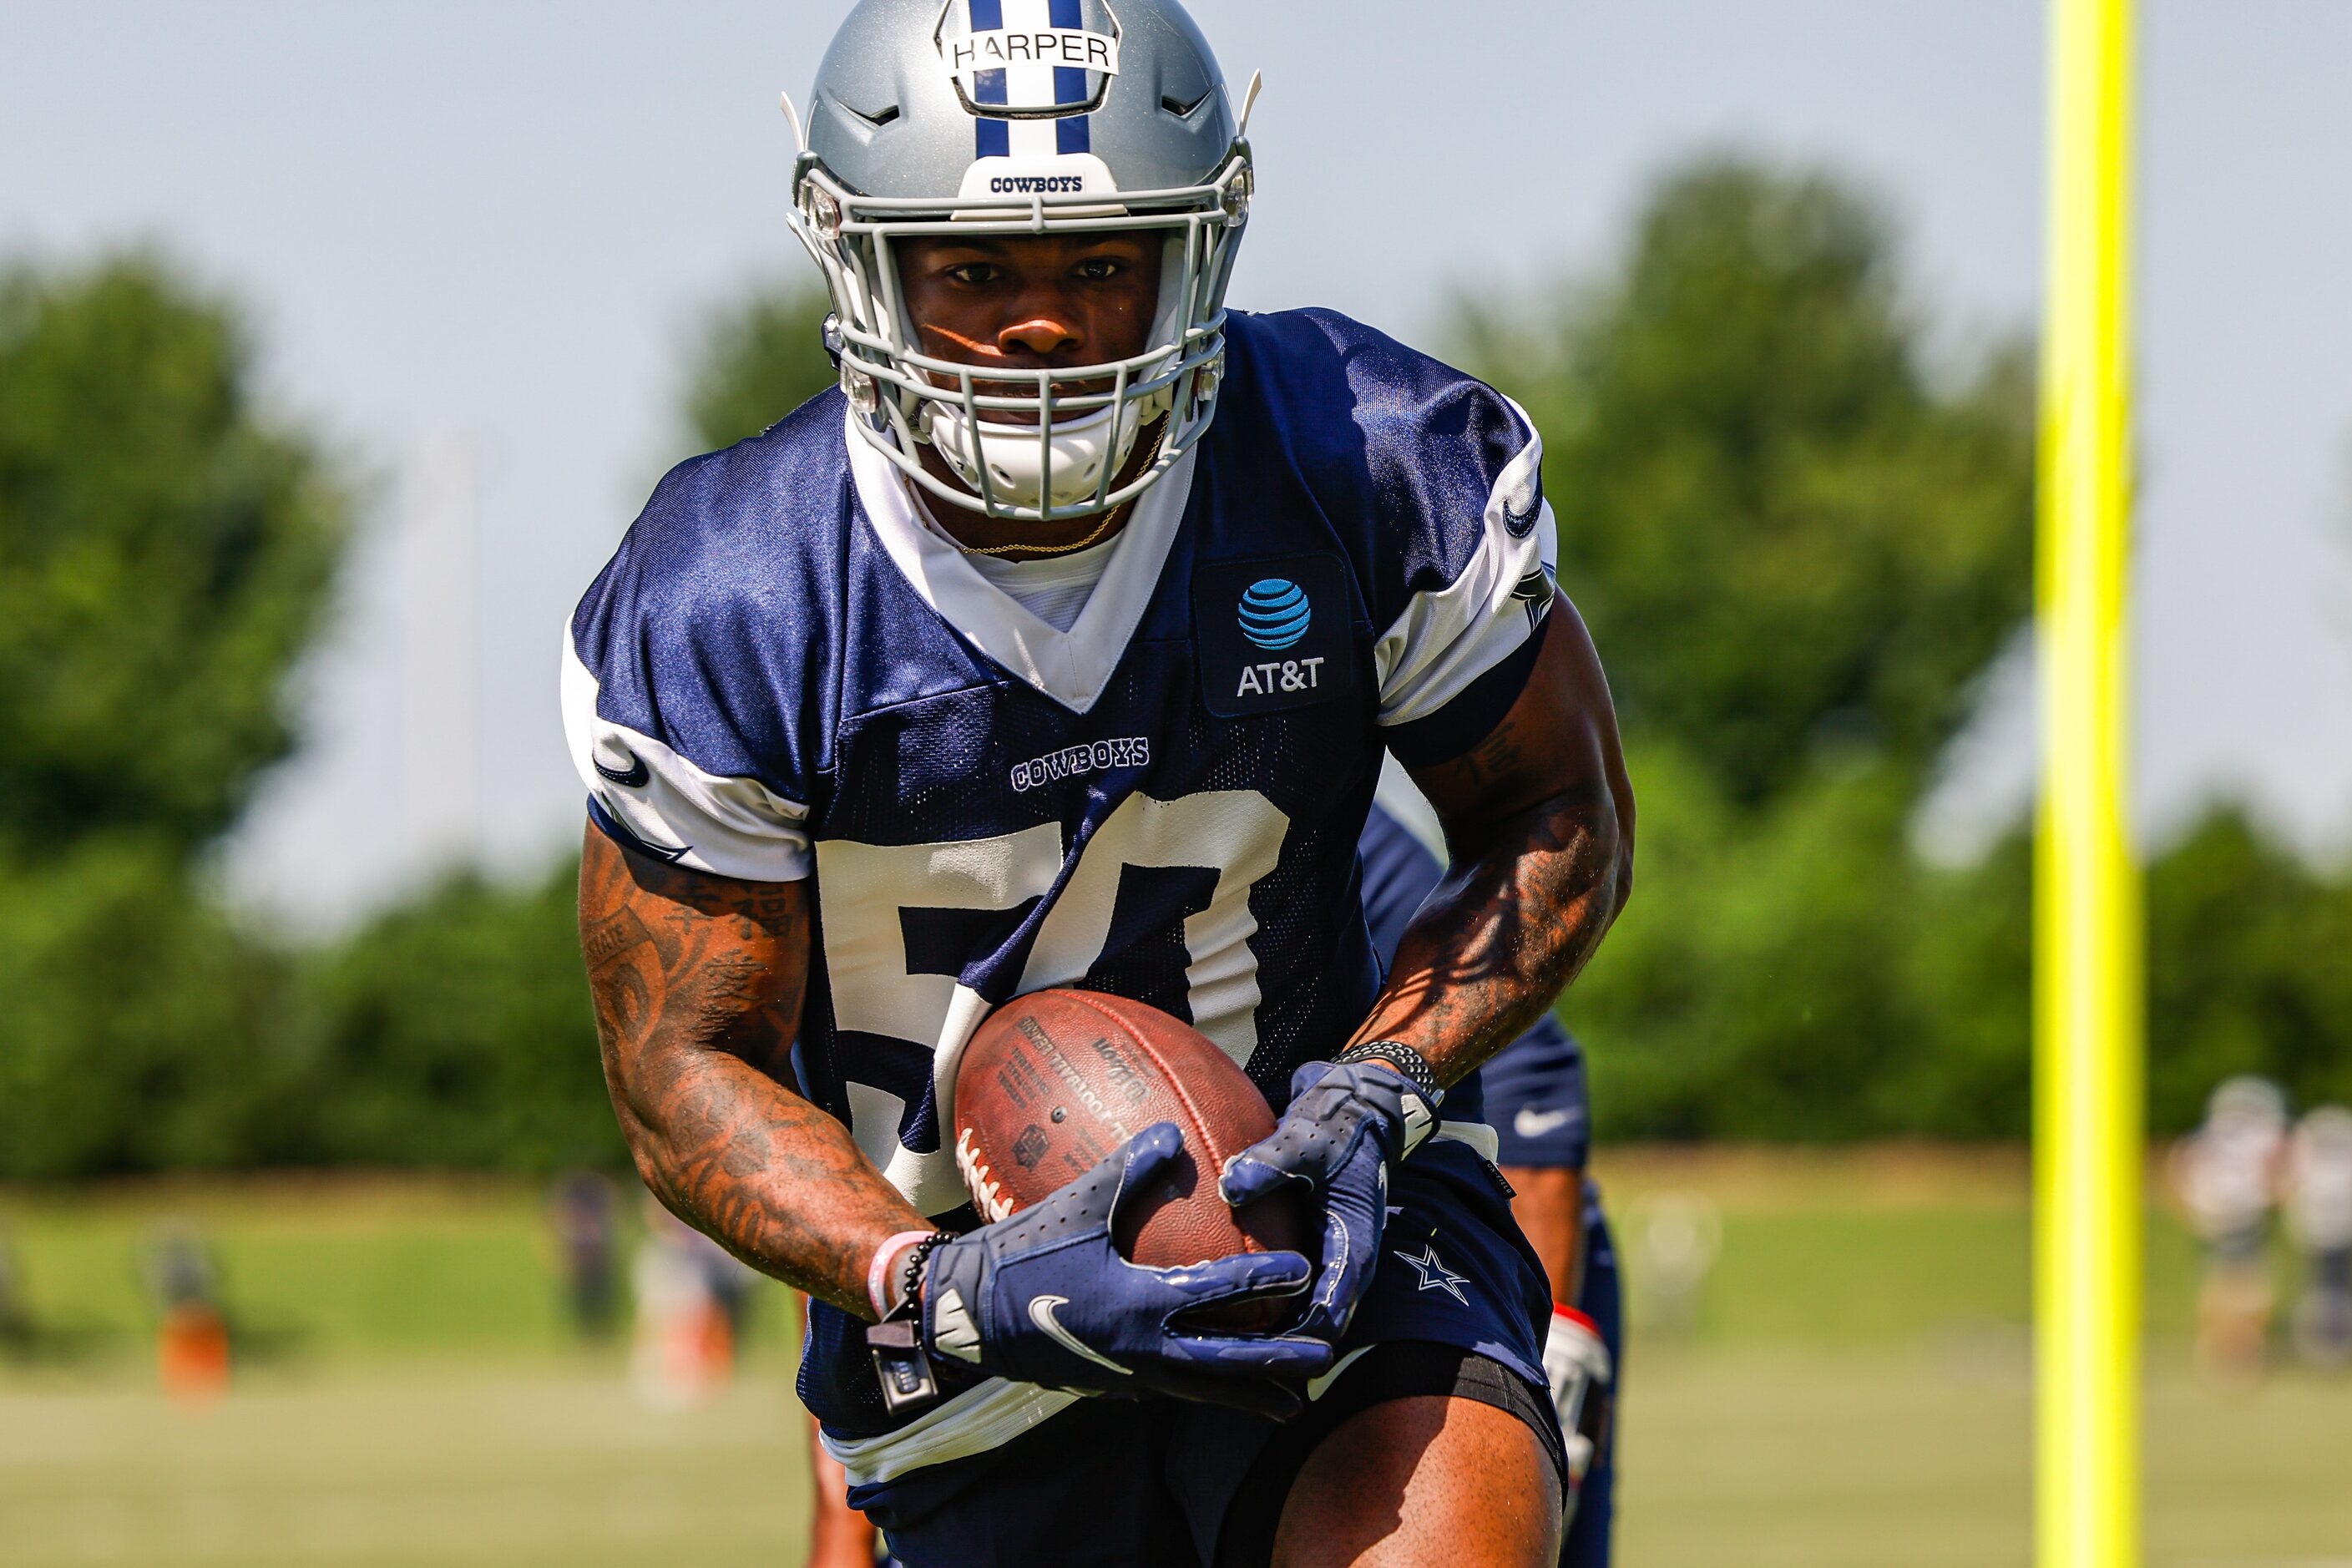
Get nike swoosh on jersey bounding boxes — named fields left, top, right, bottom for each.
left=594, top=749, right=651, bottom=788
left=1029, top=1295, right=1130, bottom=1377
left=1514, top=1106, right=1575, bottom=1139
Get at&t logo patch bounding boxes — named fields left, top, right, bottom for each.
left=1193, top=555, right=1353, bottom=719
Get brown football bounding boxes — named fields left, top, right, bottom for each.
left=951, top=988, right=1310, bottom=1331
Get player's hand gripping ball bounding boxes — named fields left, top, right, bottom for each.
left=951, top=989, right=1313, bottom=1329
left=930, top=990, right=1331, bottom=1417
left=1218, top=1058, right=1435, bottom=1342
left=923, top=1122, right=1333, bottom=1417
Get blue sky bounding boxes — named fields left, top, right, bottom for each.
left=3, top=1, right=2346, bottom=923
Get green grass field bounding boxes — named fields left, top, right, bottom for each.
left=3, top=1153, right=2346, bottom=1566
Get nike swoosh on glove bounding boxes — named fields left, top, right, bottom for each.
left=922, top=1121, right=1333, bottom=1419
left=1217, top=1060, right=1429, bottom=1342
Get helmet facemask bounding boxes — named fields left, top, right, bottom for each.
left=790, top=151, right=1253, bottom=524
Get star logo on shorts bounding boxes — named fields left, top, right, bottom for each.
left=1392, top=1242, right=1469, bottom=1304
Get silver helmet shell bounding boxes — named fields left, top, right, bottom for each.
left=790, top=0, right=1252, bottom=523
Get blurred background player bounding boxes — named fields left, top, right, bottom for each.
left=147, top=1222, right=230, bottom=1402
left=632, top=1194, right=756, bottom=1407
left=0, top=1219, right=29, bottom=1361
left=2168, top=1075, right=2289, bottom=1377
left=1622, top=1191, right=1721, bottom=1345
left=548, top=1169, right=621, bottom=1343
left=800, top=753, right=1621, bottom=1568
left=2284, top=1105, right=2352, bottom=1366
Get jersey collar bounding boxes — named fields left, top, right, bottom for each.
left=844, top=406, right=1196, bottom=715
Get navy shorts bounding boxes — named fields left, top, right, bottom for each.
left=827, top=1139, right=1560, bottom=1568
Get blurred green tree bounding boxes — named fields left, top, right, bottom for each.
left=1558, top=740, right=2041, bottom=1141
left=0, top=840, right=305, bottom=1178
left=1460, top=159, right=2035, bottom=813
left=0, top=254, right=346, bottom=1176
left=2146, top=810, right=2352, bottom=1126
left=296, top=858, right=621, bottom=1172
left=0, top=257, right=346, bottom=862
left=1466, top=157, right=2351, bottom=1141
left=1453, top=158, right=2044, bottom=1136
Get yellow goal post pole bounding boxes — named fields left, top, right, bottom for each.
left=2035, top=1, right=2142, bottom=1565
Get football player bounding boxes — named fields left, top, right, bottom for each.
left=565, top=2, right=1633, bottom=1562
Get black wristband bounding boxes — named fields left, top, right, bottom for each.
left=1333, top=1040, right=1445, bottom=1108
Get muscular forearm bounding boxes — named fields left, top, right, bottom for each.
left=1348, top=783, right=1626, bottom=1086
left=1354, top=594, right=1633, bottom=1088
left=579, top=824, right=927, bottom=1320
left=612, top=1046, right=928, bottom=1318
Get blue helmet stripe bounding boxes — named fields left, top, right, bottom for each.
left=1050, top=0, right=1088, bottom=149
left=969, top=0, right=1009, bottom=158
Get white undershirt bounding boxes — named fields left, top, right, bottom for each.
left=964, top=538, right=1120, bottom=633
left=906, top=480, right=1123, bottom=634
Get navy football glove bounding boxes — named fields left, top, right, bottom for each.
left=1217, top=1059, right=1435, bottom=1342
left=920, top=1121, right=1332, bottom=1418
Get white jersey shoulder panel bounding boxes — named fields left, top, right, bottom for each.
left=561, top=629, right=812, bottom=882
left=1372, top=394, right=1557, bottom=728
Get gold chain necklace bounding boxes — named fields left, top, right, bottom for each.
left=948, top=421, right=1169, bottom=560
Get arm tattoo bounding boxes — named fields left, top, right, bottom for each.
left=577, top=826, right=928, bottom=1318
left=1358, top=599, right=1634, bottom=1085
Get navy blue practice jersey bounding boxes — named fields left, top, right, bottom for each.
left=564, top=307, right=1557, bottom=1230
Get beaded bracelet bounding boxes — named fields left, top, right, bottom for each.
left=866, top=1230, right=937, bottom=1320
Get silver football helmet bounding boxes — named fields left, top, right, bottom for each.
left=787, top=0, right=1255, bottom=523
